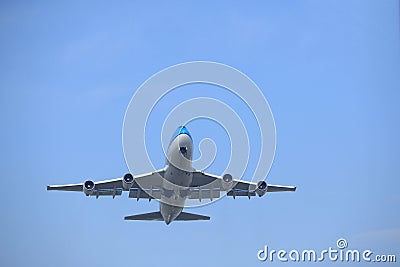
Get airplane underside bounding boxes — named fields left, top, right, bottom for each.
left=47, top=126, right=296, bottom=224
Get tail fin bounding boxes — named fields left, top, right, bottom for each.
left=124, top=211, right=210, bottom=221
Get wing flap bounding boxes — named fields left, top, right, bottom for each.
left=128, top=188, right=162, bottom=199
left=188, top=188, right=220, bottom=200
left=90, top=189, right=123, bottom=197
left=227, top=190, right=256, bottom=197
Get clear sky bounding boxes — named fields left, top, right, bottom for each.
left=1, top=1, right=399, bottom=266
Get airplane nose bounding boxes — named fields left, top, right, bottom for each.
left=179, top=126, right=191, bottom=139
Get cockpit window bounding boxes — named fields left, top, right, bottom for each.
left=180, top=146, right=187, bottom=155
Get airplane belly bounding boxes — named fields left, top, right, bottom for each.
left=160, top=164, right=192, bottom=208
left=164, top=164, right=192, bottom=187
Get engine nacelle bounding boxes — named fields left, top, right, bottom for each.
left=256, top=181, right=268, bottom=197
left=123, top=173, right=134, bottom=190
left=83, top=180, right=95, bottom=196
left=221, top=174, right=233, bottom=190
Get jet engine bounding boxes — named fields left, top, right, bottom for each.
left=123, top=173, right=134, bottom=190
left=256, top=181, right=268, bottom=197
left=221, top=174, right=233, bottom=190
left=83, top=180, right=95, bottom=196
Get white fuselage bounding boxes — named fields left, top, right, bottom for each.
left=160, top=130, right=193, bottom=224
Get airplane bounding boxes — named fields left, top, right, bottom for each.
left=47, top=126, right=296, bottom=224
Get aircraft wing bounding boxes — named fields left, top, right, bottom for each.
left=191, top=171, right=296, bottom=199
left=47, top=169, right=165, bottom=199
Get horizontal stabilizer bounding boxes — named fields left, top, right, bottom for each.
left=124, top=211, right=210, bottom=221
left=124, top=212, right=163, bottom=221
left=175, top=212, right=210, bottom=221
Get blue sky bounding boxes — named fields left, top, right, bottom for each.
left=1, top=1, right=399, bottom=266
